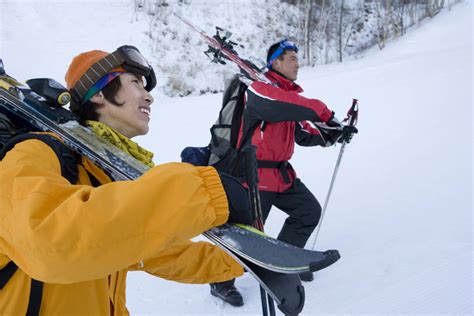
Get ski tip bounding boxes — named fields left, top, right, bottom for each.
left=309, top=249, right=341, bottom=272
left=276, top=283, right=305, bottom=316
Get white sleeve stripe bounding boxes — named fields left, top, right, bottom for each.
left=298, top=121, right=310, bottom=133
left=247, top=85, right=277, bottom=102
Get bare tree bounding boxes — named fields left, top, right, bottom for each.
left=337, top=0, right=344, bottom=62
left=399, top=1, right=406, bottom=35
left=375, top=1, right=387, bottom=50
left=132, top=0, right=146, bottom=22
left=303, top=0, right=314, bottom=66
left=313, top=0, right=328, bottom=64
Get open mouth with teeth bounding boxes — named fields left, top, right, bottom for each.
left=140, top=107, right=151, bottom=118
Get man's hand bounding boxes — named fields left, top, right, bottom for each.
left=321, top=114, right=358, bottom=145
left=219, top=173, right=255, bottom=225
left=340, top=125, right=358, bottom=143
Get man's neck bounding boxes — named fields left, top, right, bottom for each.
left=270, top=69, right=294, bottom=82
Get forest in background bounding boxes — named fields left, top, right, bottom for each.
left=283, top=0, right=462, bottom=64
left=131, top=0, right=463, bottom=96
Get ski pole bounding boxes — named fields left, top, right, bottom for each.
left=311, top=99, right=359, bottom=250
left=242, top=145, right=264, bottom=231
left=242, top=145, right=276, bottom=316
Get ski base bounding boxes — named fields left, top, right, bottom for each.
left=205, top=224, right=340, bottom=273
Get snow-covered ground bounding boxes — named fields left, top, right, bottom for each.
left=1, top=0, right=472, bottom=315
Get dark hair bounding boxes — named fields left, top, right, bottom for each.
left=266, top=41, right=297, bottom=63
left=70, top=76, right=125, bottom=125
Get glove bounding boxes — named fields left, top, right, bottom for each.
left=321, top=115, right=343, bottom=145
left=323, top=113, right=358, bottom=144
left=180, top=146, right=210, bottom=166
left=326, top=114, right=342, bottom=128
left=219, top=173, right=255, bottom=225
left=340, top=125, right=358, bottom=143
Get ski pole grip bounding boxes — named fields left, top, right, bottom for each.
left=242, top=145, right=258, bottom=188
left=348, top=99, right=358, bottom=126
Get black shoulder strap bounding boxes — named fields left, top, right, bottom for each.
left=229, top=82, right=248, bottom=148
left=0, top=133, right=80, bottom=316
left=0, top=260, right=42, bottom=316
left=0, top=261, right=17, bottom=289
left=26, top=279, right=43, bottom=316
left=0, top=133, right=79, bottom=184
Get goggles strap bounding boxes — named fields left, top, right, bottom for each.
left=72, top=51, right=124, bottom=102
left=267, top=47, right=284, bottom=68
left=267, top=40, right=298, bottom=69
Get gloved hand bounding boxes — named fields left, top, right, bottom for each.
left=323, top=113, right=358, bottom=144
left=339, top=125, right=358, bottom=143
left=326, top=114, right=343, bottom=128
left=322, top=115, right=343, bottom=145
left=219, top=173, right=255, bottom=225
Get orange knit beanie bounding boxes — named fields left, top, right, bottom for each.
left=65, top=50, right=124, bottom=90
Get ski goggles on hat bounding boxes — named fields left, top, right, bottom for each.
left=72, top=45, right=157, bottom=103
left=81, top=72, right=123, bottom=105
left=267, top=39, right=299, bottom=69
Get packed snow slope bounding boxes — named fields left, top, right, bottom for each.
left=1, top=0, right=472, bottom=315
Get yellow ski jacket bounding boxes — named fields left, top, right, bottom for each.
left=0, top=138, right=243, bottom=315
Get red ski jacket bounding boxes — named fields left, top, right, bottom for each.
left=237, top=70, right=333, bottom=192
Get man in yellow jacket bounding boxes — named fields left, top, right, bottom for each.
left=0, top=46, right=253, bottom=315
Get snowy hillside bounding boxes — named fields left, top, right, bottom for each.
left=132, top=0, right=302, bottom=96
left=132, top=2, right=474, bottom=314
left=1, top=0, right=472, bottom=315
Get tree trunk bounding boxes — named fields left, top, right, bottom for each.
left=338, top=0, right=344, bottom=62
left=314, top=0, right=326, bottom=64
left=304, top=0, right=313, bottom=66
left=375, top=1, right=385, bottom=50
left=400, top=2, right=405, bottom=35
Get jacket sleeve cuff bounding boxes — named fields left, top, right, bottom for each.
left=196, top=167, right=229, bottom=226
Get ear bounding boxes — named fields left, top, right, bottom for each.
left=89, top=91, right=106, bottom=106
left=272, top=58, right=282, bottom=71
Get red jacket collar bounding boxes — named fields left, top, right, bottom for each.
left=265, top=70, right=303, bottom=93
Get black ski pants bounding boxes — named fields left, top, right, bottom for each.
left=260, top=178, right=322, bottom=248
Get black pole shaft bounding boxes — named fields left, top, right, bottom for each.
left=260, top=286, right=269, bottom=316
left=243, top=146, right=276, bottom=315
left=268, top=293, right=276, bottom=316
left=243, top=146, right=264, bottom=229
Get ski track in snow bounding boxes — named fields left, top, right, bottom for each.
left=1, top=0, right=472, bottom=315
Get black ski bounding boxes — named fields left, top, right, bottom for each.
left=204, top=224, right=340, bottom=274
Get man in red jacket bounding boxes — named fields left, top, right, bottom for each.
left=239, top=40, right=356, bottom=280
left=209, top=39, right=357, bottom=306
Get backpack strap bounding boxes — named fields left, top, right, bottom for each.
left=26, top=279, right=43, bottom=316
left=0, top=133, right=79, bottom=184
left=0, top=261, right=17, bottom=289
left=85, top=169, right=102, bottom=187
left=0, top=260, right=43, bottom=316
left=0, top=133, right=80, bottom=316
